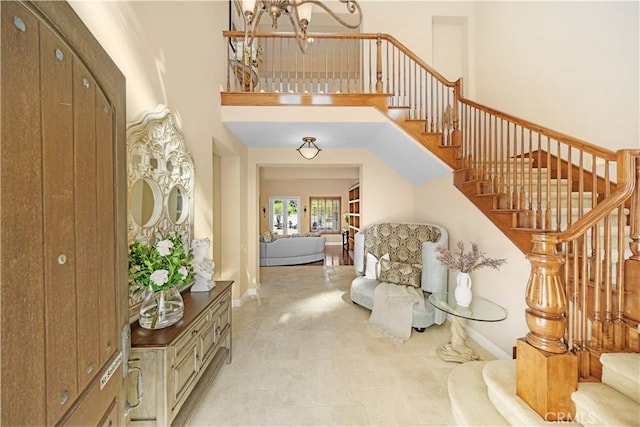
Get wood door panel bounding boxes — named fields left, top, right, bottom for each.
left=40, top=23, right=79, bottom=424
left=73, top=58, right=101, bottom=392
left=2, top=2, right=126, bottom=424
left=0, top=2, right=46, bottom=425
left=96, top=88, right=118, bottom=365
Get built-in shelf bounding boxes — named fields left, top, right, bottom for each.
left=348, top=183, right=360, bottom=250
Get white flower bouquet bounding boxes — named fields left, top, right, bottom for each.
left=129, top=233, right=195, bottom=295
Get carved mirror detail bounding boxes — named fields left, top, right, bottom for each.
left=127, top=105, right=195, bottom=315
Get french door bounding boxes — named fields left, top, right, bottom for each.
left=269, top=197, right=300, bottom=236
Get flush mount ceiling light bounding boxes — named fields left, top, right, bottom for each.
left=241, top=0, right=363, bottom=54
left=297, top=136, right=321, bottom=160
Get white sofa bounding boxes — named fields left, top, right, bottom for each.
left=350, top=222, right=448, bottom=330
left=259, top=234, right=326, bottom=266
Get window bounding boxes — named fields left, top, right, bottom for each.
left=309, top=197, right=341, bottom=233
left=269, top=197, right=300, bottom=236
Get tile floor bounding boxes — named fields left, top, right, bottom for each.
left=188, top=265, right=494, bottom=426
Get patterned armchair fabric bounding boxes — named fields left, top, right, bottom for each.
left=364, top=223, right=442, bottom=264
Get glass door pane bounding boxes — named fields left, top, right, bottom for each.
left=269, top=197, right=300, bottom=236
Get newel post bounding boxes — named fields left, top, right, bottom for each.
left=375, top=33, right=383, bottom=93
left=516, top=233, right=577, bottom=421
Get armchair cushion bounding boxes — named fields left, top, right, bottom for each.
left=379, top=259, right=422, bottom=288
left=364, top=252, right=389, bottom=280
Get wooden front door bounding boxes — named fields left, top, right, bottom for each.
left=1, top=1, right=127, bottom=425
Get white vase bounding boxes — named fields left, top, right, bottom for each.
left=455, top=272, right=473, bottom=307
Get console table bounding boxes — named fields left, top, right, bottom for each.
left=128, top=280, right=233, bottom=426
left=428, top=292, right=506, bottom=363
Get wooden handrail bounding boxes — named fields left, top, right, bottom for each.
left=552, top=150, right=639, bottom=242
left=459, top=98, right=617, bottom=161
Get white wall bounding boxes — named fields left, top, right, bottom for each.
left=361, top=1, right=478, bottom=98
left=414, top=176, right=529, bottom=356
left=475, top=1, right=639, bottom=150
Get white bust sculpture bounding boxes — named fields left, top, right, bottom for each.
left=191, top=237, right=215, bottom=292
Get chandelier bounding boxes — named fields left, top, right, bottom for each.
left=241, top=0, right=363, bottom=53
left=297, top=137, right=321, bottom=160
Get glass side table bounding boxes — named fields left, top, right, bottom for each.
left=428, top=292, right=507, bottom=363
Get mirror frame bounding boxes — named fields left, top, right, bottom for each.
left=126, top=105, right=195, bottom=319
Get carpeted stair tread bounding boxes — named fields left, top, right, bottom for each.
left=600, top=352, right=640, bottom=403
left=483, top=360, right=580, bottom=426
left=572, top=382, right=640, bottom=426
left=447, top=361, right=509, bottom=426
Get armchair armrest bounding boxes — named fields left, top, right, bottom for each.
left=354, top=230, right=366, bottom=275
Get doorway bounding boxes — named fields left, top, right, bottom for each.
left=269, top=196, right=301, bottom=236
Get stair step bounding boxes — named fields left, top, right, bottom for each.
left=447, top=361, right=510, bottom=426
left=513, top=207, right=629, bottom=232
left=600, top=353, right=640, bottom=403
left=483, top=360, right=580, bottom=426
left=572, top=382, right=640, bottom=426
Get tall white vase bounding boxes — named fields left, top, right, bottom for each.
left=455, top=272, right=473, bottom=307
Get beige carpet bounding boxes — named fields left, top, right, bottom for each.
left=188, top=266, right=494, bottom=426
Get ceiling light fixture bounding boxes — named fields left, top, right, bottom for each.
left=241, top=0, right=363, bottom=54
left=297, top=136, right=321, bottom=160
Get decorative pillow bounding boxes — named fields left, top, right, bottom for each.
left=364, top=252, right=389, bottom=280
left=379, top=259, right=422, bottom=288
left=261, top=231, right=274, bottom=242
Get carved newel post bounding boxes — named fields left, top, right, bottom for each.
left=517, top=233, right=577, bottom=421
left=191, top=238, right=216, bottom=292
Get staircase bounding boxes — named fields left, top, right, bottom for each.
left=221, top=30, right=640, bottom=423
left=449, top=353, right=640, bottom=426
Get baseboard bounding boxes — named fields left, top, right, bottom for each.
left=325, top=242, right=342, bottom=246
left=465, top=324, right=512, bottom=360
left=232, top=286, right=258, bottom=307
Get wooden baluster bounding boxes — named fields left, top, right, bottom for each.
left=567, top=146, right=573, bottom=227
left=384, top=40, right=389, bottom=94
left=516, top=126, right=523, bottom=212
left=593, top=219, right=603, bottom=350
left=375, top=34, right=382, bottom=93
left=226, top=38, right=231, bottom=92
left=603, top=161, right=613, bottom=348
left=452, top=79, right=461, bottom=148
left=572, top=239, right=580, bottom=352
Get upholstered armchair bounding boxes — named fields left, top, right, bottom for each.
left=350, top=222, right=448, bottom=330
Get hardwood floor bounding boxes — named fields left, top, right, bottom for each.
left=308, top=244, right=353, bottom=266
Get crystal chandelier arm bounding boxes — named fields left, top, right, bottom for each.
left=295, top=0, right=362, bottom=29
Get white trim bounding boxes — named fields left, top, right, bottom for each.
left=325, top=241, right=342, bottom=246
left=466, top=324, right=511, bottom=360
left=232, top=287, right=259, bottom=307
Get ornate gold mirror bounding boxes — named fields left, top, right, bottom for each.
left=127, top=105, right=195, bottom=319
